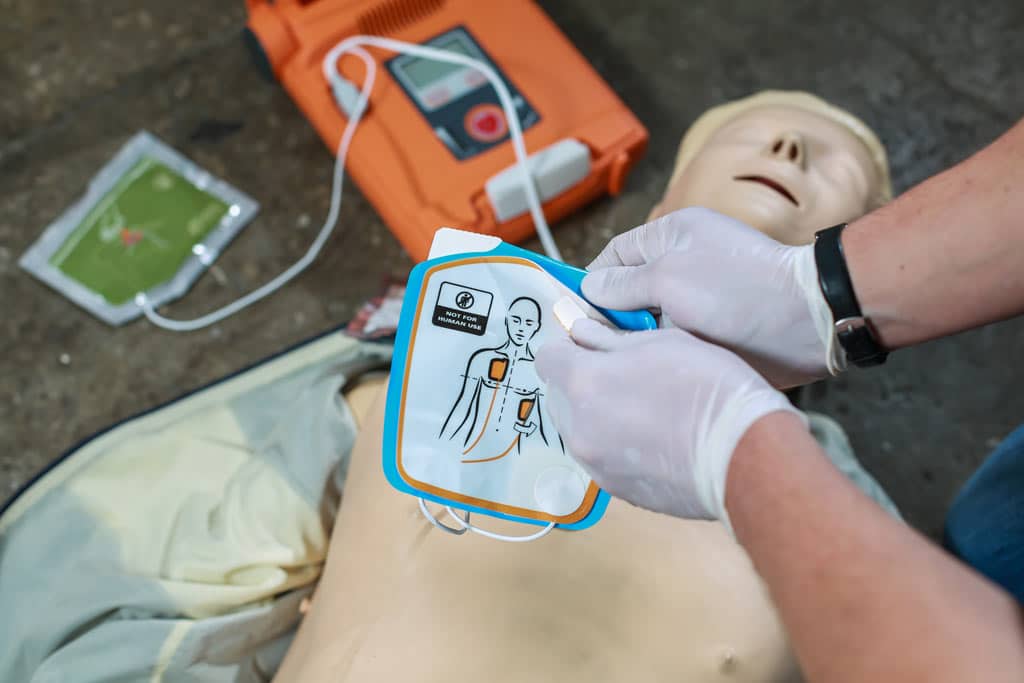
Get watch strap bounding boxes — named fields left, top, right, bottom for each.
left=814, top=224, right=888, bottom=367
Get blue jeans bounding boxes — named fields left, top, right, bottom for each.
left=945, top=424, right=1024, bottom=603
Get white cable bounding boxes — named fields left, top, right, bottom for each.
left=444, top=506, right=556, bottom=542
left=418, top=498, right=555, bottom=542
left=140, top=35, right=559, bottom=331
left=418, top=497, right=469, bottom=536
left=137, top=45, right=378, bottom=331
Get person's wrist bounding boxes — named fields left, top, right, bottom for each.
left=839, top=217, right=900, bottom=350
left=723, top=410, right=811, bottom=525
left=698, top=389, right=806, bottom=528
left=815, top=223, right=889, bottom=367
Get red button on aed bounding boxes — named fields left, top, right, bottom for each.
left=465, top=104, right=507, bottom=142
left=478, top=113, right=498, bottom=133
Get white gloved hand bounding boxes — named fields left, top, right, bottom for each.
left=535, top=320, right=804, bottom=522
left=582, top=207, right=845, bottom=389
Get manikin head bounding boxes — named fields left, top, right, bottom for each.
left=649, top=90, right=892, bottom=245
left=505, top=297, right=541, bottom=347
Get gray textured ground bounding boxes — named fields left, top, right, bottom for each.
left=2, top=0, right=1022, bottom=538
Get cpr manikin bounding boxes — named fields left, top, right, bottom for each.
left=273, top=91, right=895, bottom=683
left=648, top=90, right=891, bottom=244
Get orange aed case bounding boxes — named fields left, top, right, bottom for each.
left=245, top=0, right=649, bottom=261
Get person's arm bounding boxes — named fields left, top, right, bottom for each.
left=728, top=413, right=1024, bottom=682
left=536, top=321, right=1024, bottom=681
left=845, top=119, right=1024, bottom=349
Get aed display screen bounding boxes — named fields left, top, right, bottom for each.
left=398, top=35, right=477, bottom=89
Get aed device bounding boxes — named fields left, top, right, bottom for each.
left=244, top=0, right=648, bottom=261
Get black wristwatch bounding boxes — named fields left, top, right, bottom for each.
left=813, top=223, right=888, bottom=367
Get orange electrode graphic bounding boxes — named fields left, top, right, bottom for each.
left=244, top=0, right=649, bottom=260
left=488, top=357, right=508, bottom=382
left=517, top=398, right=535, bottom=423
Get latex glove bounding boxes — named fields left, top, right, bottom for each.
left=535, top=319, right=804, bottom=522
left=583, top=207, right=845, bottom=388
left=532, top=323, right=802, bottom=520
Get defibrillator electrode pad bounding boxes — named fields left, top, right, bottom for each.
left=19, top=131, right=258, bottom=325
left=383, top=229, right=656, bottom=532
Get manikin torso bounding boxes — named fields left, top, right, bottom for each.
left=277, top=384, right=800, bottom=683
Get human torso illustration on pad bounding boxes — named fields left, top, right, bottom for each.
left=440, top=297, right=562, bottom=463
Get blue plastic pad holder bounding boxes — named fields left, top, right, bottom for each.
left=383, top=228, right=656, bottom=531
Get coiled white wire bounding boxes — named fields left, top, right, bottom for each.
left=417, top=497, right=556, bottom=542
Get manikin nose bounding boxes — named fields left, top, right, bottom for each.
left=765, top=131, right=806, bottom=168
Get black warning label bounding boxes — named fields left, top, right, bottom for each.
left=432, top=281, right=493, bottom=336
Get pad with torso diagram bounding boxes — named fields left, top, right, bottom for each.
left=441, top=297, right=561, bottom=463
left=394, top=258, right=596, bottom=523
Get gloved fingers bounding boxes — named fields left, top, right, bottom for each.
left=587, top=232, right=635, bottom=270
left=535, top=336, right=585, bottom=389
left=586, top=219, right=665, bottom=270
left=569, top=318, right=625, bottom=350
left=541, top=380, right=574, bottom=437
left=535, top=337, right=599, bottom=438
left=590, top=207, right=722, bottom=271
left=581, top=263, right=660, bottom=312
left=569, top=318, right=669, bottom=351
left=572, top=321, right=706, bottom=363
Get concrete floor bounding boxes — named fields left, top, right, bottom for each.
left=2, top=0, right=1022, bottom=539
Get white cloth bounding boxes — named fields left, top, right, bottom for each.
left=807, top=411, right=901, bottom=519
left=0, top=332, right=390, bottom=682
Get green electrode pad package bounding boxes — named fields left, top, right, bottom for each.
left=19, top=132, right=259, bottom=325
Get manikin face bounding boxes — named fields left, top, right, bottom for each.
left=505, top=299, right=541, bottom=347
left=653, top=105, right=882, bottom=245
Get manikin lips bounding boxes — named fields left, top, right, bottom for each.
left=734, top=175, right=799, bottom=206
